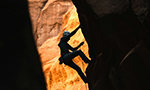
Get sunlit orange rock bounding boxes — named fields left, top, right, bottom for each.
left=38, top=6, right=90, bottom=90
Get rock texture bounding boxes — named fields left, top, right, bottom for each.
left=28, top=0, right=73, bottom=48
left=28, top=0, right=48, bottom=41
left=0, top=0, right=46, bottom=90
left=72, top=0, right=150, bottom=90
left=38, top=6, right=89, bottom=90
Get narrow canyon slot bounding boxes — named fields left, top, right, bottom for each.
left=28, top=0, right=90, bottom=90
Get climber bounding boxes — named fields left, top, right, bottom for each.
left=58, top=25, right=90, bottom=83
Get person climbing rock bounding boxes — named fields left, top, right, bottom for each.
left=58, top=25, right=90, bottom=83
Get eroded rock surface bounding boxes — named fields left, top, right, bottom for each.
left=28, top=0, right=47, bottom=41
left=28, top=0, right=73, bottom=48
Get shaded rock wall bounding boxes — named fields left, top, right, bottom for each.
left=0, top=0, right=46, bottom=90
left=86, top=0, right=149, bottom=22
left=28, top=0, right=73, bottom=48
left=38, top=6, right=89, bottom=90
left=28, top=0, right=48, bottom=41
left=71, top=0, right=150, bottom=90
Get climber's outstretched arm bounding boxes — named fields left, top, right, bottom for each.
left=67, top=25, right=81, bottom=38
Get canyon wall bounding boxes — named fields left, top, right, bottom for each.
left=28, top=0, right=73, bottom=48
left=0, top=0, right=46, bottom=90
left=72, top=0, right=150, bottom=90
left=27, top=0, right=150, bottom=90
left=38, top=6, right=89, bottom=90
left=28, top=0, right=47, bottom=41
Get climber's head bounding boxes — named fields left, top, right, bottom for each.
left=63, top=31, right=70, bottom=37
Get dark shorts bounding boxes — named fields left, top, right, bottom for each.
left=62, top=50, right=88, bottom=83
left=62, top=50, right=78, bottom=65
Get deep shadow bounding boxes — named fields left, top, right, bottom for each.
left=71, top=0, right=150, bottom=90
left=0, top=0, right=46, bottom=90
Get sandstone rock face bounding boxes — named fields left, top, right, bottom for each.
left=28, top=0, right=73, bottom=48
left=38, top=6, right=90, bottom=90
left=28, top=0, right=47, bottom=41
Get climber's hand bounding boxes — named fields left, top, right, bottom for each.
left=75, top=41, right=84, bottom=50
left=80, top=41, right=84, bottom=46
left=59, top=61, right=63, bottom=64
left=59, top=57, right=63, bottom=64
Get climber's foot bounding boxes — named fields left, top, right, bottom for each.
left=86, top=60, right=91, bottom=64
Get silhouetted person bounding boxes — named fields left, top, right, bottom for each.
left=58, top=25, right=90, bottom=83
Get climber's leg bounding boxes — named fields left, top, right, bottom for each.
left=69, top=50, right=90, bottom=63
left=78, top=50, right=91, bottom=63
left=64, top=60, right=87, bottom=83
left=62, top=50, right=90, bottom=83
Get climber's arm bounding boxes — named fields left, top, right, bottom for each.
left=68, top=42, right=84, bottom=51
left=67, top=25, right=81, bottom=38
